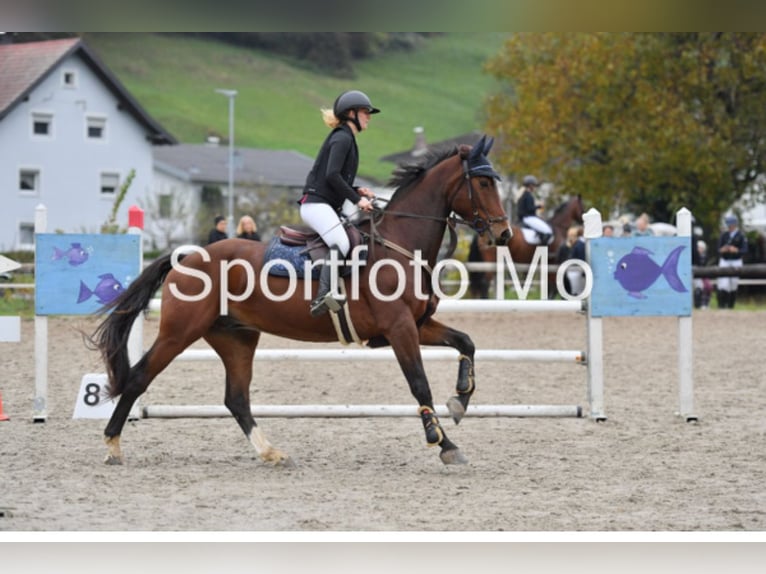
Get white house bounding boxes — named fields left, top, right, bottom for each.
left=0, top=37, right=175, bottom=251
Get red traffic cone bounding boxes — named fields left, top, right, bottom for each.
left=0, top=392, right=9, bottom=421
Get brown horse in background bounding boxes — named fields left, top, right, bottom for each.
left=471, top=195, right=584, bottom=297
left=92, top=135, right=511, bottom=467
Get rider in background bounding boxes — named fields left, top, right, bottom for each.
left=298, top=90, right=378, bottom=316
left=517, top=175, right=553, bottom=245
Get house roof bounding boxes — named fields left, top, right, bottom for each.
left=0, top=37, right=176, bottom=144
left=380, top=130, right=485, bottom=164
left=154, top=143, right=338, bottom=188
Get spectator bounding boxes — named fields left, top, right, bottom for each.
left=207, top=215, right=228, bottom=245
left=633, top=213, right=654, bottom=237
left=236, top=215, right=261, bottom=241
left=566, top=225, right=586, bottom=296
left=693, top=239, right=712, bottom=309
left=602, top=224, right=614, bottom=237
left=716, top=214, right=748, bottom=309
left=557, top=226, right=579, bottom=295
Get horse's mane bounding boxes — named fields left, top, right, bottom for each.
left=552, top=195, right=580, bottom=217
left=386, top=145, right=461, bottom=202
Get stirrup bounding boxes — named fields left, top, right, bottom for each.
left=310, top=292, right=344, bottom=317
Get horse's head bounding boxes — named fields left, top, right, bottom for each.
left=572, top=194, right=585, bottom=224
left=451, top=135, right=512, bottom=246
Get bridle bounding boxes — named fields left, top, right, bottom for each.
left=363, top=157, right=508, bottom=266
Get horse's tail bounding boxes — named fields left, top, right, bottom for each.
left=91, top=253, right=176, bottom=398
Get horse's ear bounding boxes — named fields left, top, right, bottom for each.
left=482, top=136, right=494, bottom=156
left=470, top=135, right=487, bottom=161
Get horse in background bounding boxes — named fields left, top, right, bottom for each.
left=472, top=195, right=585, bottom=298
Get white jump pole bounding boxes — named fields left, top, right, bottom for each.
left=148, top=298, right=585, bottom=314
left=142, top=404, right=583, bottom=419
left=176, top=348, right=586, bottom=363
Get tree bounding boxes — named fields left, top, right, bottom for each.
left=483, top=33, right=766, bottom=235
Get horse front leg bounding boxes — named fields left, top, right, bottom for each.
left=389, top=319, right=467, bottom=465
left=418, top=318, right=476, bottom=425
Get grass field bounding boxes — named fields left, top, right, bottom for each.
left=84, top=33, right=509, bottom=183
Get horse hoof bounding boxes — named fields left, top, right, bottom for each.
left=446, top=397, right=465, bottom=425
left=440, top=448, right=468, bottom=465
left=104, top=454, right=123, bottom=465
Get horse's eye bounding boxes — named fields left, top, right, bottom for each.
left=479, top=179, right=490, bottom=188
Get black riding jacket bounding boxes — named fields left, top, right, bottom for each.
left=301, top=124, right=361, bottom=211
left=517, top=189, right=538, bottom=220
left=718, top=229, right=748, bottom=261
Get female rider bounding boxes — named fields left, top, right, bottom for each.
left=299, top=90, right=379, bottom=316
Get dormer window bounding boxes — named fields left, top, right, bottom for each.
left=62, top=69, right=77, bottom=88
left=31, top=112, right=53, bottom=138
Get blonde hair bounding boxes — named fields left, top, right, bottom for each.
left=321, top=108, right=341, bottom=128
left=236, top=215, right=257, bottom=235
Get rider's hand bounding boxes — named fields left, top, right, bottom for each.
left=358, top=187, right=376, bottom=199
left=357, top=197, right=374, bottom=212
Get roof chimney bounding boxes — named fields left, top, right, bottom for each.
left=411, top=126, right=427, bottom=157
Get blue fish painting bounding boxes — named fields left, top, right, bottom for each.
left=614, top=245, right=688, bottom=299
left=53, top=242, right=89, bottom=266
left=77, top=273, right=124, bottom=305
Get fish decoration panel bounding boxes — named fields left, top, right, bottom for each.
left=590, top=236, right=692, bottom=317
left=35, top=234, right=140, bottom=315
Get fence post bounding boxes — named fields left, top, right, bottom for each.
left=583, top=207, right=606, bottom=421
left=676, top=207, right=696, bottom=421
left=34, top=204, right=48, bottom=422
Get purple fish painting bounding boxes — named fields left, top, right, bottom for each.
left=613, top=245, right=688, bottom=299
left=77, top=273, right=124, bottom=305
left=53, top=242, right=89, bottom=266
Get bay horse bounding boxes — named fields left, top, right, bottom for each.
left=92, top=135, right=511, bottom=467
left=473, top=195, right=584, bottom=297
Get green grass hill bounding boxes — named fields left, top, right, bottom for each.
left=85, top=33, right=509, bottom=183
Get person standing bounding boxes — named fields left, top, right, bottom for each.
left=236, top=215, right=261, bottom=241
left=207, top=215, right=228, bottom=245
left=633, top=213, right=654, bottom=237
left=298, top=90, right=378, bottom=316
left=716, top=214, right=748, bottom=309
left=517, top=175, right=553, bottom=245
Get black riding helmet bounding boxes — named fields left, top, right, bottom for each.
left=333, top=90, right=380, bottom=131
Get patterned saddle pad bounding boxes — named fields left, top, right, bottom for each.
left=262, top=237, right=320, bottom=279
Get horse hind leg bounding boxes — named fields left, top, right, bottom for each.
left=103, top=339, right=182, bottom=464
left=204, top=321, right=295, bottom=468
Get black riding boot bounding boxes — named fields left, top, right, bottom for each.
left=729, top=292, right=737, bottom=309
left=310, top=247, right=346, bottom=317
left=717, top=290, right=729, bottom=309
left=539, top=233, right=551, bottom=245
left=694, top=288, right=702, bottom=309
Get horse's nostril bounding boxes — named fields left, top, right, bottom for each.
left=500, top=229, right=512, bottom=244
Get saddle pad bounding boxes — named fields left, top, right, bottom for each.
left=262, top=237, right=320, bottom=279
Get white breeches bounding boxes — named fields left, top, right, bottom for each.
left=717, top=258, right=742, bottom=292
left=300, top=202, right=350, bottom=256
left=522, top=215, right=553, bottom=236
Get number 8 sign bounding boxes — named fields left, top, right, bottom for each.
left=72, top=374, right=117, bottom=419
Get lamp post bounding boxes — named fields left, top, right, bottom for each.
left=215, top=88, right=237, bottom=237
